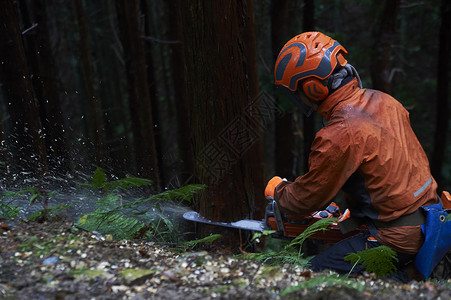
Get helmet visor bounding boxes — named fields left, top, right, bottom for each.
left=274, top=85, right=314, bottom=117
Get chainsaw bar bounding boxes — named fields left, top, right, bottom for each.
left=183, top=211, right=265, bottom=232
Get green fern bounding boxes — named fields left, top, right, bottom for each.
left=76, top=169, right=206, bottom=242
left=0, top=188, right=62, bottom=221
left=27, top=203, right=73, bottom=222
left=0, top=200, right=19, bottom=219
left=344, top=245, right=398, bottom=277
left=183, top=234, right=222, bottom=248
left=81, top=167, right=153, bottom=193
left=281, top=274, right=365, bottom=296
left=245, top=218, right=336, bottom=266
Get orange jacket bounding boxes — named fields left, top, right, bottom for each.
left=274, top=78, right=438, bottom=254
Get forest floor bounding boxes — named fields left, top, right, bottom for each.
left=1, top=219, right=451, bottom=299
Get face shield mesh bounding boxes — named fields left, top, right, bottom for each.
left=274, top=85, right=314, bottom=117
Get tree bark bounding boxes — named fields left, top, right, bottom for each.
left=271, top=0, right=297, bottom=178
left=302, top=0, right=316, bottom=173
left=140, top=0, right=166, bottom=185
left=116, top=0, right=161, bottom=190
left=165, top=0, right=195, bottom=187
left=74, top=0, right=105, bottom=168
left=19, top=0, right=71, bottom=174
left=180, top=0, right=265, bottom=244
left=431, top=0, right=451, bottom=189
left=370, top=0, right=400, bottom=93
left=0, top=0, right=48, bottom=177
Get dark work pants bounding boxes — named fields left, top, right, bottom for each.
left=308, top=230, right=416, bottom=282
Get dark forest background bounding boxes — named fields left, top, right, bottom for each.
left=0, top=0, right=450, bottom=228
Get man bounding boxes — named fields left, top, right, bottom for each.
left=265, top=32, right=438, bottom=279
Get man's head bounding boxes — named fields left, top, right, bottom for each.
left=274, top=32, right=350, bottom=115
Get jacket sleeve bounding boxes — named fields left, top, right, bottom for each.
left=274, top=119, right=361, bottom=214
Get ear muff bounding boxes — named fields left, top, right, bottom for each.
left=302, top=78, right=329, bottom=101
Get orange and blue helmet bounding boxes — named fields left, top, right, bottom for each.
left=274, top=32, right=348, bottom=93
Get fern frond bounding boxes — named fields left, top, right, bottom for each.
left=76, top=169, right=205, bottom=243
left=245, top=219, right=336, bottom=267
left=0, top=202, right=19, bottom=219
left=286, top=217, right=337, bottom=250
left=281, top=274, right=365, bottom=296
left=145, top=184, right=206, bottom=203
left=88, top=167, right=152, bottom=193
left=91, top=167, right=107, bottom=189
left=183, top=234, right=222, bottom=248
left=103, top=177, right=152, bottom=193
left=344, top=245, right=398, bottom=277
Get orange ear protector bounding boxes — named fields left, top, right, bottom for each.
left=302, top=78, right=329, bottom=101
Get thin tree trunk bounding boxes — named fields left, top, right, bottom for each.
left=141, top=0, right=166, bottom=185
left=271, top=0, right=296, bottom=178
left=165, top=0, right=195, bottom=186
left=0, top=0, right=48, bottom=177
left=302, top=0, right=316, bottom=173
left=431, top=0, right=451, bottom=189
left=74, top=0, right=105, bottom=168
left=116, top=0, right=161, bottom=190
left=370, top=0, right=400, bottom=93
left=20, top=0, right=70, bottom=174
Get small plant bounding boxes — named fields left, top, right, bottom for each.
left=0, top=195, right=20, bottom=219
left=27, top=202, right=73, bottom=222
left=76, top=168, right=206, bottom=243
left=17, top=234, right=81, bottom=258
left=245, top=218, right=337, bottom=267
left=183, top=233, right=222, bottom=249
left=281, top=274, right=365, bottom=296
left=80, top=167, right=153, bottom=194
left=0, top=188, right=70, bottom=221
left=344, top=245, right=398, bottom=277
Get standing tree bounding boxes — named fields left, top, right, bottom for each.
left=271, top=0, right=296, bottom=178
left=0, top=0, right=48, bottom=177
left=301, top=0, right=316, bottom=173
left=74, top=0, right=105, bottom=168
left=19, top=0, right=70, bottom=174
left=116, top=0, right=161, bottom=191
left=180, top=0, right=265, bottom=244
left=431, top=0, right=451, bottom=188
left=370, top=0, right=400, bottom=93
left=165, top=0, right=195, bottom=186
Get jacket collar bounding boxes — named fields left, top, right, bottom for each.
left=317, top=77, right=360, bottom=120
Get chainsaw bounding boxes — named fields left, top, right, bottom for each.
left=183, top=197, right=364, bottom=243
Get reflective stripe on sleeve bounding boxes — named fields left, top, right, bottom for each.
left=414, top=177, right=432, bottom=198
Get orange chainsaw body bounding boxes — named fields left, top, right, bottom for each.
left=266, top=215, right=365, bottom=243
left=264, top=200, right=366, bottom=243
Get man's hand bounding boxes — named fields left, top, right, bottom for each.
left=265, top=176, right=284, bottom=198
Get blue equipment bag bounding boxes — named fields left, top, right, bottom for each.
left=414, top=203, right=451, bottom=279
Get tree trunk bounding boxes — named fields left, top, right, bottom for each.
left=302, top=0, right=316, bottom=173
left=19, top=0, right=71, bottom=174
left=180, top=0, right=265, bottom=244
left=74, top=0, right=105, bottom=168
left=370, top=0, right=400, bottom=93
left=431, top=0, right=451, bottom=189
left=116, top=0, right=161, bottom=191
left=90, top=0, right=132, bottom=176
left=271, top=0, right=297, bottom=178
left=140, top=0, right=166, bottom=185
left=0, top=0, right=48, bottom=177
left=165, top=0, right=195, bottom=187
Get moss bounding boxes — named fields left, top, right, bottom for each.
left=17, top=234, right=82, bottom=257
left=68, top=269, right=112, bottom=280
left=258, top=265, right=282, bottom=278
left=119, top=269, right=156, bottom=284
